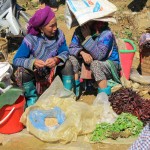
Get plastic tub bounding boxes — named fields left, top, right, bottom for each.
left=119, top=39, right=136, bottom=80
left=0, top=95, right=25, bottom=134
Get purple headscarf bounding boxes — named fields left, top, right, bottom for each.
left=27, top=6, right=55, bottom=35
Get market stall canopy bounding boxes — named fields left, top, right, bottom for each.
left=65, top=0, right=118, bottom=29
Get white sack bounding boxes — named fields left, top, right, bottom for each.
left=65, top=0, right=117, bottom=29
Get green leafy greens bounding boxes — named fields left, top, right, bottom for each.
left=91, top=113, right=143, bottom=142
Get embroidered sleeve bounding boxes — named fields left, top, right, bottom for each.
left=69, top=29, right=84, bottom=57
left=82, top=30, right=113, bottom=60
left=13, top=39, right=35, bottom=70
left=56, top=29, right=69, bottom=65
left=57, top=39, right=69, bottom=65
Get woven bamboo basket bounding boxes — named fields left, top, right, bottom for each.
left=141, top=48, right=150, bottom=76
left=0, top=37, right=8, bottom=60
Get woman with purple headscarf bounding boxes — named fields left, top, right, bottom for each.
left=13, top=6, right=73, bottom=107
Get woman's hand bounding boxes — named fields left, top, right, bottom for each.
left=81, top=24, right=91, bottom=39
left=80, top=51, right=93, bottom=64
left=45, top=57, right=59, bottom=68
left=34, top=59, right=45, bottom=68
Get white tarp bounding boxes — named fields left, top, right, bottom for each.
left=0, top=62, right=13, bottom=93
left=65, top=0, right=117, bottom=29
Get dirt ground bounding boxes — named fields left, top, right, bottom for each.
left=8, top=0, right=150, bottom=60
left=0, top=0, right=150, bottom=149
left=0, top=129, right=134, bottom=150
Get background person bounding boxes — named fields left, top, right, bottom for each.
left=39, top=0, right=58, bottom=12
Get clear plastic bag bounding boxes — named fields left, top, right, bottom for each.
left=20, top=76, right=103, bottom=144
left=93, top=92, right=118, bottom=124
left=93, top=92, right=108, bottom=105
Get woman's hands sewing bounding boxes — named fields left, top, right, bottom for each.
left=80, top=51, right=93, bottom=64
left=34, top=59, right=45, bottom=68
left=34, top=57, right=60, bottom=68
left=45, top=57, right=59, bottom=68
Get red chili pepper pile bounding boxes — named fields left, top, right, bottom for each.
left=109, top=88, right=150, bottom=124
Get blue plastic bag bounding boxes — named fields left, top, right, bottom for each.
left=29, top=107, right=65, bottom=131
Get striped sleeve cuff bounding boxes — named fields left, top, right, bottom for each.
left=21, top=58, right=36, bottom=71
left=82, top=36, right=95, bottom=52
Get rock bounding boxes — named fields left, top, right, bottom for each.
left=120, top=76, right=132, bottom=88
left=132, top=12, right=137, bottom=15
left=139, top=90, right=149, bottom=96
left=133, top=36, right=138, bottom=41
left=134, top=52, right=140, bottom=59
left=142, top=93, right=150, bottom=100
left=112, top=84, right=122, bottom=93
left=132, top=82, right=140, bottom=89
left=123, top=11, right=131, bottom=15
left=132, top=88, right=140, bottom=93
left=129, top=26, right=134, bottom=30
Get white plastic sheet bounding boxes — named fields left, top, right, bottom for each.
left=65, top=0, right=117, bottom=29
left=0, top=62, right=13, bottom=93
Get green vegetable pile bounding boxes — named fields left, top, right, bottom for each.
left=91, top=113, right=143, bottom=142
